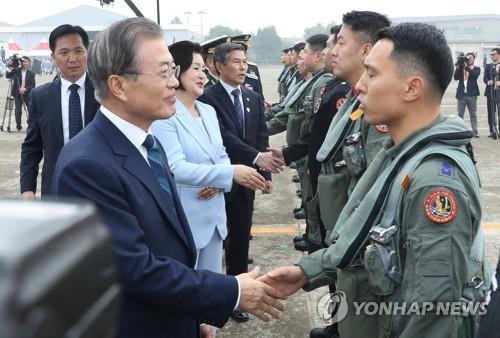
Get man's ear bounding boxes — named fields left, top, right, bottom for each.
left=214, top=61, right=222, bottom=76
left=404, top=76, right=425, bottom=103
left=361, top=43, right=373, bottom=60
left=108, top=75, right=128, bottom=102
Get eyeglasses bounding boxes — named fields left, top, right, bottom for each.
left=124, top=65, right=180, bottom=82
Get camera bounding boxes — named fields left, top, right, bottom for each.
left=456, top=52, right=469, bottom=67
left=5, top=54, right=22, bottom=80
left=6, top=54, right=22, bottom=69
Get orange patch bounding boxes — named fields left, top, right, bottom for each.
left=319, top=86, right=326, bottom=97
left=424, top=189, right=457, bottom=223
left=376, top=124, right=389, bottom=133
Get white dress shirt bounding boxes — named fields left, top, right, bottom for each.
left=60, top=74, right=86, bottom=144
left=99, top=105, right=152, bottom=164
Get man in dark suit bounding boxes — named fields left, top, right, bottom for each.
left=199, top=42, right=284, bottom=323
left=454, top=51, right=481, bottom=137
left=10, top=56, right=35, bottom=131
left=483, top=47, right=500, bottom=139
left=52, top=18, right=283, bottom=338
left=20, top=24, right=100, bottom=198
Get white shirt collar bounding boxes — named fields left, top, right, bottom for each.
left=60, top=73, right=86, bottom=92
left=99, top=105, right=152, bottom=160
left=219, top=79, right=241, bottom=97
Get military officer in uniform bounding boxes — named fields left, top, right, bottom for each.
left=262, top=22, right=488, bottom=338
left=200, top=35, right=229, bottom=88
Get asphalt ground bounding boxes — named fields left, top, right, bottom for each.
left=0, top=65, right=499, bottom=337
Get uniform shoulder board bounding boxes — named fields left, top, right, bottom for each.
left=245, top=72, right=259, bottom=80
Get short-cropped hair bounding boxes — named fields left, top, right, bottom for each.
left=377, top=22, right=453, bottom=99
left=49, top=24, right=89, bottom=52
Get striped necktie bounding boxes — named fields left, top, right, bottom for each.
left=231, top=88, right=245, bottom=137
left=143, top=134, right=174, bottom=201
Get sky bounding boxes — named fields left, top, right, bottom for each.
left=1, top=0, right=500, bottom=38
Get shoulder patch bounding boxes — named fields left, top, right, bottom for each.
left=375, top=124, right=389, bottom=133
left=245, top=72, right=259, bottom=80
left=314, top=97, right=322, bottom=113
left=439, top=161, right=453, bottom=177
left=336, top=97, right=346, bottom=110
left=319, top=85, right=326, bottom=97
left=424, top=189, right=457, bottom=223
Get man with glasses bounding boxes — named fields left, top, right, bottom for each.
left=20, top=24, right=100, bottom=198
left=52, top=18, right=285, bottom=338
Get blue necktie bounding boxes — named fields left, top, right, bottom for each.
left=231, top=88, right=245, bottom=138
left=143, top=134, right=176, bottom=209
left=68, top=83, right=83, bottom=139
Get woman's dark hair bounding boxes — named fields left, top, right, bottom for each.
left=169, top=40, right=202, bottom=90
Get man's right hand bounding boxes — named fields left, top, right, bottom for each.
left=266, top=147, right=285, bottom=164
left=233, top=165, right=266, bottom=190
left=258, top=265, right=308, bottom=298
left=236, top=267, right=286, bottom=322
left=255, top=152, right=284, bottom=174
left=21, top=191, right=36, bottom=199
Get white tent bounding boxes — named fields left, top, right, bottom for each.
left=27, top=38, right=51, bottom=57
left=6, top=37, right=25, bottom=57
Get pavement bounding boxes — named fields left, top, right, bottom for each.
left=0, top=65, right=499, bottom=338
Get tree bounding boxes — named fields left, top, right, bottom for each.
left=303, top=21, right=337, bottom=39
left=205, top=25, right=242, bottom=40
left=247, top=26, right=283, bottom=64
left=170, top=16, right=182, bottom=24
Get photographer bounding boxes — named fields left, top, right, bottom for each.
left=7, top=56, right=35, bottom=131
left=454, top=52, right=480, bottom=137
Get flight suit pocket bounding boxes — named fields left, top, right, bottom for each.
left=417, top=233, right=452, bottom=302
left=317, top=168, right=350, bottom=233
left=343, top=132, right=367, bottom=177
left=364, top=244, right=396, bottom=296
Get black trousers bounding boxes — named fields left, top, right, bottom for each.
left=486, top=92, right=498, bottom=133
left=225, top=186, right=254, bottom=276
left=14, top=94, right=29, bottom=128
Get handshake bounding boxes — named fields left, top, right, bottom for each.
left=256, top=150, right=285, bottom=174
left=235, top=265, right=309, bottom=321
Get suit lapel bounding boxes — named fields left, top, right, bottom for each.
left=84, top=77, right=97, bottom=125
left=95, top=113, right=194, bottom=251
left=51, top=78, right=64, bottom=147
left=241, top=88, right=253, bottom=138
left=174, top=102, right=218, bottom=163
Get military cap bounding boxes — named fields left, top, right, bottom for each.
left=231, top=34, right=252, bottom=51
left=200, top=35, right=230, bottom=55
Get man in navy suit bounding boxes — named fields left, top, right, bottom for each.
left=20, top=24, right=100, bottom=197
left=454, top=52, right=481, bottom=137
left=199, top=42, right=284, bottom=323
left=52, top=18, right=284, bottom=338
